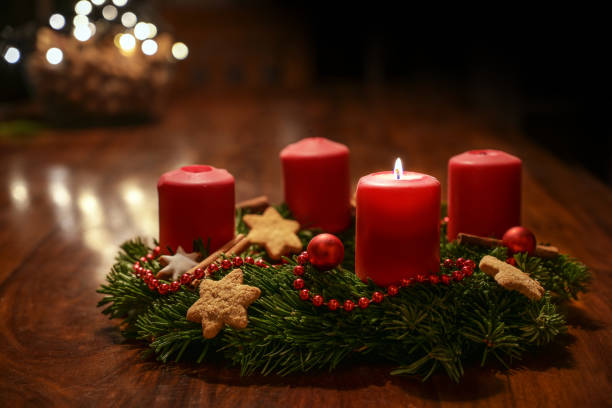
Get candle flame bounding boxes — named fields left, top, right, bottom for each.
left=394, top=158, right=403, bottom=180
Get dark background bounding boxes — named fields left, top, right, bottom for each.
left=1, top=1, right=609, bottom=185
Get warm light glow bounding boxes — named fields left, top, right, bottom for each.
left=171, top=42, right=188, bottom=60
left=133, top=22, right=149, bottom=40
left=112, top=0, right=128, bottom=6
left=73, top=25, right=92, bottom=41
left=120, top=11, right=137, bottom=27
left=147, top=23, right=157, bottom=38
left=73, top=14, right=89, bottom=27
left=394, top=158, right=403, bottom=180
left=50, top=182, right=71, bottom=207
left=88, top=22, right=97, bottom=36
left=10, top=178, right=29, bottom=208
left=45, top=48, right=63, bottom=65
left=118, top=33, right=136, bottom=51
left=49, top=13, right=66, bottom=30
left=3, top=47, right=20, bottom=64
left=102, top=5, right=117, bottom=20
left=141, top=39, right=157, bottom=55
left=75, top=0, right=93, bottom=15
left=91, top=0, right=106, bottom=5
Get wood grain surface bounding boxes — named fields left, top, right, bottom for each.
left=0, top=91, right=611, bottom=407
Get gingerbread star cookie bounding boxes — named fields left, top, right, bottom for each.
left=157, top=246, right=199, bottom=281
left=186, top=269, right=261, bottom=339
left=242, top=207, right=302, bottom=259
left=479, top=255, right=545, bottom=300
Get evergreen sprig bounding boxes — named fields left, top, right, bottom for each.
left=97, top=212, right=590, bottom=382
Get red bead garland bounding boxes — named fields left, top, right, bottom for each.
left=130, top=246, right=477, bottom=314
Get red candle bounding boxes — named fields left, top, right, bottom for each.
left=355, top=160, right=440, bottom=287
left=158, top=165, right=235, bottom=254
left=280, top=137, right=351, bottom=232
left=447, top=149, right=521, bottom=241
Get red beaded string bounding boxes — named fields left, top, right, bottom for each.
left=131, top=246, right=477, bottom=309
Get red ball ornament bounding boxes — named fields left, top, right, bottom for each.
left=372, top=291, right=384, bottom=304
left=441, top=275, right=451, bottom=285
left=158, top=283, right=169, bottom=295
left=299, top=289, right=310, bottom=300
left=221, top=259, right=232, bottom=270
left=312, top=294, right=324, bottom=307
left=233, top=256, right=243, bottom=267
left=443, top=258, right=454, bottom=268
left=502, top=226, right=536, bottom=255
left=194, top=268, right=205, bottom=279
left=307, top=233, right=344, bottom=271
left=293, top=265, right=304, bottom=276
left=170, top=281, right=181, bottom=292
left=358, top=297, right=370, bottom=309
left=506, top=257, right=516, bottom=266
left=180, top=273, right=193, bottom=285
left=343, top=299, right=355, bottom=312
left=245, top=256, right=254, bottom=264
left=328, top=299, right=340, bottom=311
left=430, top=275, right=440, bottom=285
left=148, top=279, right=159, bottom=290
left=387, top=285, right=399, bottom=296
left=293, top=278, right=305, bottom=290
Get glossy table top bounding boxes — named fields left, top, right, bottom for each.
left=1, top=92, right=611, bottom=407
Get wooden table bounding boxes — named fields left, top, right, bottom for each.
left=1, top=92, right=611, bottom=407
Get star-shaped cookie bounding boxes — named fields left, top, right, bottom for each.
left=242, top=207, right=302, bottom=259
left=156, top=246, right=199, bottom=281
left=186, top=269, right=261, bottom=339
left=479, top=255, right=545, bottom=300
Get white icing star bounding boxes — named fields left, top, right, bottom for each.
left=156, top=246, right=199, bottom=281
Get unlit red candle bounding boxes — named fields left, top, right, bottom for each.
left=280, top=137, right=351, bottom=233
left=355, top=163, right=441, bottom=287
left=447, top=149, right=521, bottom=241
left=158, top=165, right=235, bottom=254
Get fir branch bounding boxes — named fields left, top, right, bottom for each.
left=97, top=210, right=591, bottom=381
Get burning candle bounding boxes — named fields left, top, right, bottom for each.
left=158, top=165, right=235, bottom=254
left=447, top=149, right=521, bottom=241
left=280, top=137, right=351, bottom=233
left=355, top=159, right=440, bottom=287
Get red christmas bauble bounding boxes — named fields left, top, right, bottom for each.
left=307, top=233, right=344, bottom=271
left=502, top=226, right=536, bottom=255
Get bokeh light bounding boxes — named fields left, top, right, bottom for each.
left=49, top=14, right=66, bottom=30
left=73, top=15, right=89, bottom=27
left=45, top=48, right=63, bottom=65
left=73, top=25, right=92, bottom=42
left=171, top=42, right=189, bottom=60
left=3, top=47, right=20, bottom=64
left=133, top=22, right=150, bottom=40
left=121, top=12, right=137, bottom=28
left=75, top=0, right=93, bottom=15
left=118, top=33, right=136, bottom=52
left=102, top=5, right=118, bottom=20
left=91, top=0, right=106, bottom=5
left=112, top=0, right=128, bottom=7
left=141, top=39, right=158, bottom=55
left=147, top=23, right=158, bottom=38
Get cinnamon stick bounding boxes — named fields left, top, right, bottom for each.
left=236, top=195, right=269, bottom=212
left=456, top=233, right=559, bottom=259
left=186, top=234, right=246, bottom=275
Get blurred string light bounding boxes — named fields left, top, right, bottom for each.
left=102, top=5, right=118, bottom=20
left=75, top=0, right=93, bottom=16
left=133, top=22, right=149, bottom=40
left=121, top=12, right=137, bottom=28
left=147, top=23, right=157, bottom=38
left=73, top=25, right=92, bottom=41
left=46, top=48, right=63, bottom=65
left=171, top=42, right=188, bottom=60
left=118, top=33, right=136, bottom=52
left=112, top=0, right=128, bottom=7
left=3, top=47, right=20, bottom=64
left=49, top=13, right=66, bottom=30
left=73, top=14, right=88, bottom=27
left=141, top=39, right=157, bottom=55
left=91, top=0, right=106, bottom=5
